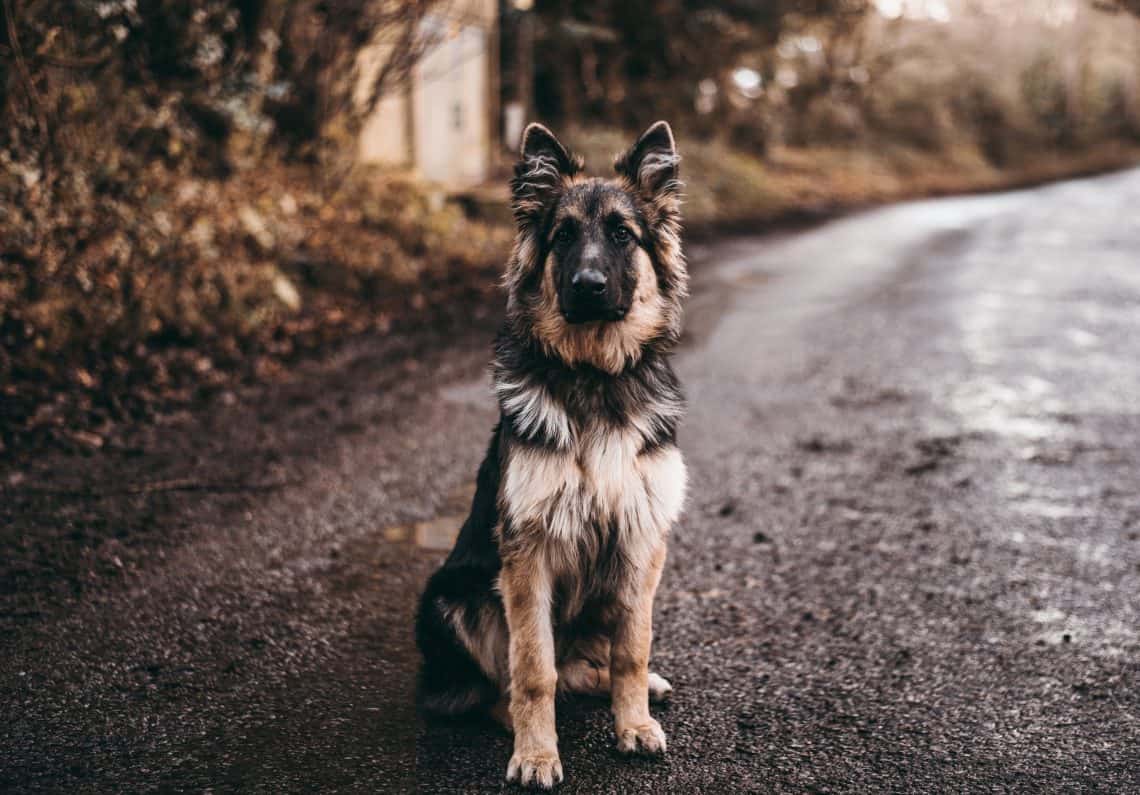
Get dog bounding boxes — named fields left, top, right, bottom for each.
left=415, top=120, right=688, bottom=789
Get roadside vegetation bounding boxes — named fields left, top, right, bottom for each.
left=569, top=131, right=1140, bottom=234
left=560, top=1, right=1140, bottom=228
left=2, top=0, right=1140, bottom=455
left=1, top=1, right=508, bottom=454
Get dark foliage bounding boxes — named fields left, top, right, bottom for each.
left=525, top=0, right=868, bottom=132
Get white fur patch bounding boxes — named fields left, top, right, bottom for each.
left=627, top=402, right=685, bottom=448
left=502, top=422, right=686, bottom=571
left=495, top=379, right=573, bottom=450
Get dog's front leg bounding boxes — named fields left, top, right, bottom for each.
left=500, top=559, right=562, bottom=789
left=610, top=541, right=668, bottom=756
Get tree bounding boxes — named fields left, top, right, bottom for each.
left=526, top=0, right=871, bottom=134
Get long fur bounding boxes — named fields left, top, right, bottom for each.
left=416, top=121, right=688, bottom=787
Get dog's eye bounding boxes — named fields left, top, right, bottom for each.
left=611, top=227, right=632, bottom=245
left=554, top=227, right=575, bottom=246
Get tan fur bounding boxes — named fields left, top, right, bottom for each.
left=558, top=656, right=610, bottom=696
left=530, top=246, right=668, bottom=375
left=610, top=541, right=669, bottom=755
left=495, top=634, right=670, bottom=729
left=499, top=560, right=564, bottom=788
left=499, top=429, right=683, bottom=774
left=490, top=122, right=688, bottom=786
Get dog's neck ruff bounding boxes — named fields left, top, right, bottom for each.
left=492, top=331, right=684, bottom=454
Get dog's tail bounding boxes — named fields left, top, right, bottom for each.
left=417, top=668, right=499, bottom=717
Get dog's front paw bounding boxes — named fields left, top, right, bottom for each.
left=506, top=750, right=563, bottom=789
left=615, top=718, right=667, bottom=755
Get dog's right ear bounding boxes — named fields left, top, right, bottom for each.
left=511, top=123, right=581, bottom=226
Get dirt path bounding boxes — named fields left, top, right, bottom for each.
left=3, top=168, right=1139, bottom=793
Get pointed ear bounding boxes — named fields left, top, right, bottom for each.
left=520, top=123, right=573, bottom=170
left=511, top=123, right=581, bottom=225
left=614, top=121, right=680, bottom=201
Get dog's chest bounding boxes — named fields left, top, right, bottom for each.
left=502, top=421, right=686, bottom=556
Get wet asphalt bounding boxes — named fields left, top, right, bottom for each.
left=3, top=168, right=1140, bottom=793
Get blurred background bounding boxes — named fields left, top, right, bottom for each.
left=2, top=0, right=1140, bottom=453
left=5, top=5, right=1140, bottom=790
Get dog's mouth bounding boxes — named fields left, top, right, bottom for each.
left=561, top=305, right=628, bottom=325
left=559, top=286, right=629, bottom=324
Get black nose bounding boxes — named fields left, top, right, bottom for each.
left=571, top=269, right=607, bottom=296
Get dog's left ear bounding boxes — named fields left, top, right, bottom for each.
left=511, top=123, right=581, bottom=227
left=615, top=121, right=681, bottom=207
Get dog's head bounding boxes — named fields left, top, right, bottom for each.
left=505, top=122, right=687, bottom=374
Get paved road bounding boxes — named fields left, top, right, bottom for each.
left=3, top=169, right=1140, bottom=793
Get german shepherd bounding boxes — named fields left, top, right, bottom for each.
left=416, top=121, right=688, bottom=789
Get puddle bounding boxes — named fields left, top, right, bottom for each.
left=383, top=525, right=410, bottom=543
left=379, top=515, right=464, bottom=551
left=380, top=481, right=473, bottom=551
left=413, top=516, right=464, bottom=550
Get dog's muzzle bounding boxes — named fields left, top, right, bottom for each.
left=561, top=269, right=626, bottom=323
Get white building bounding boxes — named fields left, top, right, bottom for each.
left=355, top=0, right=498, bottom=189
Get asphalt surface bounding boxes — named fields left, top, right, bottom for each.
left=3, top=168, right=1140, bottom=793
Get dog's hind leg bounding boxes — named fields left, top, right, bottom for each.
left=415, top=565, right=508, bottom=718
left=558, top=636, right=672, bottom=702
left=558, top=656, right=609, bottom=696
left=559, top=658, right=673, bottom=702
